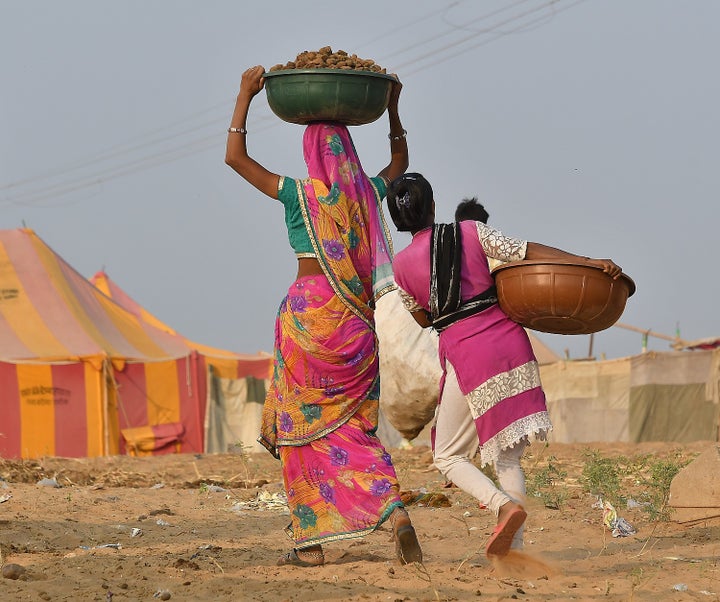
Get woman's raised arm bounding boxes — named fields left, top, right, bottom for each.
left=225, top=65, right=281, bottom=200
left=377, top=76, right=409, bottom=183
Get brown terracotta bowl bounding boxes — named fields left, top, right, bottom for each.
left=491, top=260, right=636, bottom=334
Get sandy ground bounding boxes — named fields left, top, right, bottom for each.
left=1, top=441, right=719, bottom=602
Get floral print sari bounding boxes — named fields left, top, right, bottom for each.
left=259, top=123, right=403, bottom=546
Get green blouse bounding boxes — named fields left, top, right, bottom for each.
left=277, top=175, right=387, bottom=257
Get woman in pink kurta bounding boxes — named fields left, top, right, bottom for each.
left=387, top=173, right=622, bottom=557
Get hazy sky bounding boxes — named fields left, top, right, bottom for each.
left=2, top=0, right=718, bottom=360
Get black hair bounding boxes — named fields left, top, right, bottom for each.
left=454, top=197, right=489, bottom=223
left=386, top=172, right=434, bottom=232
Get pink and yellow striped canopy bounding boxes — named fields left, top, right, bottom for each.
left=0, top=228, right=270, bottom=459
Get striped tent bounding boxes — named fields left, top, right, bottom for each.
left=89, top=269, right=270, bottom=382
left=88, top=270, right=272, bottom=454
left=0, top=228, right=270, bottom=459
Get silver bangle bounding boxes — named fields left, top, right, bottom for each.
left=228, top=127, right=247, bottom=134
left=388, top=129, right=407, bottom=141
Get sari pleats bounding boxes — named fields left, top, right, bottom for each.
left=279, top=403, right=403, bottom=547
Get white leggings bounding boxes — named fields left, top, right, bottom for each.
left=433, top=363, right=527, bottom=547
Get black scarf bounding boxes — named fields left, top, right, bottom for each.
left=430, top=223, right=462, bottom=321
left=429, top=222, right=497, bottom=332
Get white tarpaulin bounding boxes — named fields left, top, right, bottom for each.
left=541, top=349, right=720, bottom=443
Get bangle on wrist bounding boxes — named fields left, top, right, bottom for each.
left=388, top=129, right=407, bottom=141
left=228, top=126, right=248, bottom=134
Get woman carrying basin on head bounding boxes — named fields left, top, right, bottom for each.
left=225, top=65, right=422, bottom=567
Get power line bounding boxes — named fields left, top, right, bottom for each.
left=380, top=0, right=536, bottom=62
left=5, top=120, right=280, bottom=207
left=1, top=113, right=280, bottom=206
left=0, top=101, right=232, bottom=192
left=1, top=0, right=587, bottom=208
left=355, top=0, right=469, bottom=50
left=392, top=0, right=582, bottom=74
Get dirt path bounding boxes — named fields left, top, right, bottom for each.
left=1, top=441, right=718, bottom=601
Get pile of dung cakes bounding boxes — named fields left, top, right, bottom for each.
left=269, top=46, right=386, bottom=73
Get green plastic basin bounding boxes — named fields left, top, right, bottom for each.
left=263, top=69, right=395, bottom=126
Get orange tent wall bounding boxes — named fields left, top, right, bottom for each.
left=0, top=359, right=106, bottom=459
left=114, top=354, right=205, bottom=455
left=0, top=353, right=220, bottom=459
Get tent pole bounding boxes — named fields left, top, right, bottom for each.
left=614, top=322, right=689, bottom=349
left=102, top=359, right=110, bottom=456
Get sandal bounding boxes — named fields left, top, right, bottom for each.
left=390, top=508, right=423, bottom=565
left=276, top=547, right=325, bottom=567
left=485, top=505, right=526, bottom=558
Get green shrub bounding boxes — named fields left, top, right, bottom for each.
left=640, top=458, right=686, bottom=522
left=527, top=455, right=568, bottom=509
left=580, top=449, right=624, bottom=506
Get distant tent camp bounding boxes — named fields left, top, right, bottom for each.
left=0, top=228, right=270, bottom=459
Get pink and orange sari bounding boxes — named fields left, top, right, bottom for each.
left=259, top=123, right=402, bottom=547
